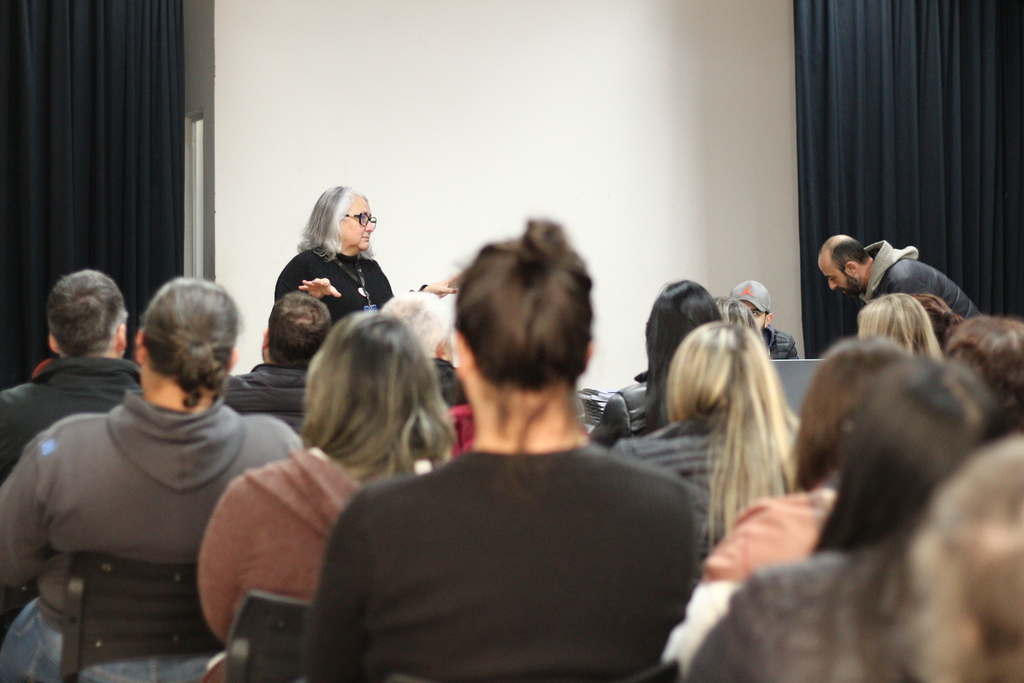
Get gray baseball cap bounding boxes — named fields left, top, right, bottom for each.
left=731, top=281, right=771, bottom=313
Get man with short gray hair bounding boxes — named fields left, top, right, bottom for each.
left=0, top=270, right=139, bottom=484
left=382, top=292, right=465, bottom=406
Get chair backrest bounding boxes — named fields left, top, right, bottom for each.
left=383, top=661, right=679, bottom=683
left=61, top=552, right=220, bottom=683
left=224, top=590, right=310, bottom=683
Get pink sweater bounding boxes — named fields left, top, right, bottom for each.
left=197, top=448, right=361, bottom=682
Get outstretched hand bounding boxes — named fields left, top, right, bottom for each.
left=423, top=272, right=463, bottom=298
left=299, top=278, right=342, bottom=299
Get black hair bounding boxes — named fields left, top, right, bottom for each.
left=829, top=237, right=870, bottom=270
left=643, top=281, right=721, bottom=434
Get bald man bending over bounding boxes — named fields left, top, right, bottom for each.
left=818, top=236, right=979, bottom=319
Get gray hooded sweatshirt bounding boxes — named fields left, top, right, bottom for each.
left=860, top=241, right=919, bottom=302
left=0, top=393, right=300, bottom=623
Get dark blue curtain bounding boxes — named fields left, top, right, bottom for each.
left=795, top=0, right=1024, bottom=357
left=0, top=0, right=184, bottom=387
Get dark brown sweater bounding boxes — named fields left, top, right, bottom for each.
left=303, top=445, right=698, bottom=683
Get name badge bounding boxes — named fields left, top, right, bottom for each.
left=364, top=305, right=378, bottom=312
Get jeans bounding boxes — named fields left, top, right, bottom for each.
left=0, top=599, right=211, bottom=683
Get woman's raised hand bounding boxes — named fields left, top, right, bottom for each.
left=299, top=278, right=342, bottom=299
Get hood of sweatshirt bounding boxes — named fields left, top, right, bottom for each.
left=108, top=393, right=246, bottom=492
left=862, top=240, right=919, bottom=302
left=243, top=448, right=361, bottom=536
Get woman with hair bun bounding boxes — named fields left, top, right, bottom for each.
left=275, top=187, right=457, bottom=322
left=304, top=220, right=698, bottom=683
left=0, top=278, right=300, bottom=683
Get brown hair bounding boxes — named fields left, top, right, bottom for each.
left=946, top=316, right=1024, bottom=433
left=302, top=313, right=452, bottom=481
left=267, top=292, right=331, bottom=367
left=793, top=337, right=908, bottom=491
left=46, top=269, right=127, bottom=357
left=913, top=293, right=965, bottom=349
left=913, top=436, right=1024, bottom=683
left=455, top=219, right=592, bottom=389
left=141, top=278, right=239, bottom=409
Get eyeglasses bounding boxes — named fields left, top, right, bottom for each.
left=345, top=213, right=377, bottom=228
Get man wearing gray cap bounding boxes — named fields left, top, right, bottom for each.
left=731, top=280, right=799, bottom=359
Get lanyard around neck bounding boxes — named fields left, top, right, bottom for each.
left=338, top=259, right=372, bottom=306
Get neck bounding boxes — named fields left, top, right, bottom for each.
left=469, top=383, right=587, bottom=455
left=139, top=364, right=217, bottom=413
left=339, top=247, right=360, bottom=258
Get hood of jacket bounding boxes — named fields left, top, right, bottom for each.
left=862, top=240, right=918, bottom=301
left=32, top=357, right=140, bottom=388
left=108, top=393, right=246, bottom=491
left=242, top=448, right=361, bottom=536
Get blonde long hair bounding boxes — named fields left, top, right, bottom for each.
left=668, top=322, right=796, bottom=543
left=858, top=293, right=942, bottom=359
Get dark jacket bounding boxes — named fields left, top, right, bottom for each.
left=613, top=419, right=714, bottom=557
left=864, top=241, right=980, bottom=319
left=225, top=364, right=307, bottom=431
left=687, top=550, right=915, bottom=683
left=275, top=250, right=394, bottom=322
left=433, top=359, right=466, bottom=407
left=0, top=395, right=300, bottom=623
left=764, top=326, right=799, bottom=360
left=0, top=357, right=140, bottom=486
left=590, top=379, right=647, bottom=447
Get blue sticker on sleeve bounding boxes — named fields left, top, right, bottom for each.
left=40, top=439, right=56, bottom=457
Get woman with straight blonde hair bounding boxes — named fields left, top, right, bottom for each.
left=857, top=293, right=942, bottom=358
left=615, top=321, right=796, bottom=555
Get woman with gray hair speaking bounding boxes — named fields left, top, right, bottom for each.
left=275, top=186, right=457, bottom=322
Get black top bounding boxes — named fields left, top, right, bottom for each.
left=303, top=445, right=697, bottom=683
left=225, top=364, right=307, bottom=432
left=869, top=250, right=980, bottom=319
left=0, top=357, right=140, bottom=486
left=275, top=250, right=395, bottom=322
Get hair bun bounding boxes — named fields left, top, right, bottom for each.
left=520, top=220, right=572, bottom=265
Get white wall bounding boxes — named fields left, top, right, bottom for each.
left=214, top=0, right=802, bottom=389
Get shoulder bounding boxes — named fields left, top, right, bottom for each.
left=237, top=412, right=303, bottom=451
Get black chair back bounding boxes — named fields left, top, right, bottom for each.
left=61, top=552, right=220, bottom=683
left=224, top=590, right=310, bottom=683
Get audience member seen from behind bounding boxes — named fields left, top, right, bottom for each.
left=945, top=316, right=1024, bottom=434
left=0, top=270, right=139, bottom=486
left=857, top=293, right=942, bottom=358
left=381, top=291, right=465, bottom=407
left=686, top=358, right=1006, bottom=683
left=715, top=298, right=757, bottom=332
left=198, top=314, right=452, bottom=683
left=911, top=436, right=1024, bottom=683
left=304, top=221, right=699, bottom=683
left=615, top=322, right=795, bottom=558
left=591, top=280, right=720, bottom=446
left=664, top=337, right=908, bottom=673
left=225, top=292, right=331, bottom=431
left=0, top=279, right=299, bottom=683
left=730, top=281, right=800, bottom=359
left=913, top=293, right=965, bottom=350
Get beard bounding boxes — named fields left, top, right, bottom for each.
left=838, top=273, right=863, bottom=298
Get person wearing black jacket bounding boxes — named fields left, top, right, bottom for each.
left=818, top=235, right=980, bottom=318
left=0, top=270, right=139, bottom=485
left=731, top=280, right=800, bottom=360
left=225, top=292, right=331, bottom=431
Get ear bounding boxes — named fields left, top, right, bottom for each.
left=134, top=330, right=148, bottom=366
left=843, top=260, right=859, bottom=276
left=48, top=334, right=61, bottom=356
left=764, top=312, right=773, bottom=327
left=113, top=323, right=128, bottom=357
left=262, top=329, right=270, bottom=351
left=434, top=339, right=452, bottom=362
left=584, top=341, right=594, bottom=372
left=453, top=332, right=476, bottom=381
left=227, top=348, right=240, bottom=374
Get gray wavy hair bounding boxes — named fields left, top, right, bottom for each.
left=298, top=186, right=370, bottom=261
